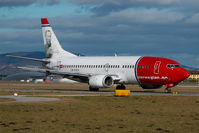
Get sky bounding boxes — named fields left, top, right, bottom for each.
left=0, top=0, right=199, bottom=67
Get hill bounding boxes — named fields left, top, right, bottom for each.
left=0, top=51, right=44, bottom=75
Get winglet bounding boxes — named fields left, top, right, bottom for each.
left=41, top=18, right=50, bottom=27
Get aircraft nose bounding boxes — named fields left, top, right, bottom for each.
left=176, top=68, right=190, bottom=82
left=181, top=68, right=190, bottom=80
left=169, top=67, right=190, bottom=84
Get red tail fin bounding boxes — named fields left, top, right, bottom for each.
left=41, top=18, right=49, bottom=25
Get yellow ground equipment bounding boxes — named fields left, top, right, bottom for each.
left=115, top=90, right=130, bottom=96
left=172, top=91, right=178, bottom=96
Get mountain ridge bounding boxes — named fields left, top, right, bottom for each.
left=0, top=51, right=44, bottom=75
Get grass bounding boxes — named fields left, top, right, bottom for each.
left=0, top=98, right=15, bottom=102
left=0, top=96, right=199, bottom=133
left=0, top=81, right=90, bottom=90
left=0, top=82, right=199, bottom=132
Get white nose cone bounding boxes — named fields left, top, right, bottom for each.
left=14, top=92, right=18, bottom=97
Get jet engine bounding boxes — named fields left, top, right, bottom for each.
left=140, top=84, right=163, bottom=89
left=89, top=75, right=114, bottom=88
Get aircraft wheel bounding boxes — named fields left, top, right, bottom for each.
left=165, top=88, right=171, bottom=93
left=116, top=84, right=126, bottom=90
left=89, top=87, right=99, bottom=91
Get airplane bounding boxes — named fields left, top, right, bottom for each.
left=8, top=18, right=190, bottom=92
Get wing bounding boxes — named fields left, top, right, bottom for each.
left=18, top=67, right=120, bottom=83
left=18, top=67, right=89, bottom=83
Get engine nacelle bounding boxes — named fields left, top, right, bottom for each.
left=89, top=75, right=114, bottom=88
left=140, top=84, right=163, bottom=89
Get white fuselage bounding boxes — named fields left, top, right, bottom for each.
left=47, top=56, right=141, bottom=84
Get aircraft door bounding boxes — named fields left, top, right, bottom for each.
left=104, top=63, right=109, bottom=73
left=57, top=61, right=62, bottom=70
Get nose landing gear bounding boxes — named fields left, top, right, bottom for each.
left=165, top=87, right=171, bottom=93
left=165, top=83, right=174, bottom=93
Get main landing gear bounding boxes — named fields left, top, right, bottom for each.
left=89, top=87, right=99, bottom=91
left=89, top=84, right=126, bottom=91
left=116, top=84, right=126, bottom=90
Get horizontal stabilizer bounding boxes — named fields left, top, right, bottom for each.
left=7, top=55, right=50, bottom=63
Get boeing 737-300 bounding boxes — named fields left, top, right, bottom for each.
left=8, top=18, right=190, bottom=92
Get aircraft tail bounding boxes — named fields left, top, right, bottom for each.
left=41, top=18, right=76, bottom=58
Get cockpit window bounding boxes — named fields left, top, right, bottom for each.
left=167, top=64, right=180, bottom=69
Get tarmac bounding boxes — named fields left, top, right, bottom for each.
left=0, top=88, right=199, bottom=103
left=0, top=95, right=59, bottom=102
